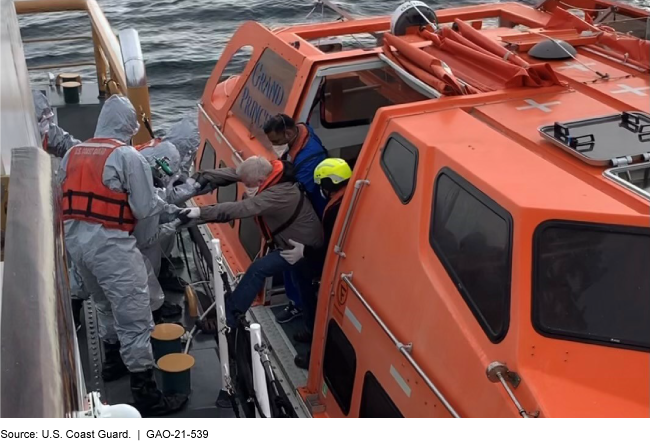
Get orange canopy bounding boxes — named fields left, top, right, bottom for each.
left=381, top=20, right=562, bottom=94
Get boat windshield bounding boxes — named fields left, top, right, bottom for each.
left=533, top=221, right=650, bottom=351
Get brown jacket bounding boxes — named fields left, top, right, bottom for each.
left=197, top=167, right=323, bottom=250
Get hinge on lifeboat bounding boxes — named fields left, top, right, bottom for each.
left=611, top=156, right=633, bottom=167
left=486, top=362, right=539, bottom=418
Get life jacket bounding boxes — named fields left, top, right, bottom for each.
left=134, top=137, right=162, bottom=151
left=61, top=138, right=135, bottom=232
left=254, top=160, right=304, bottom=248
left=323, top=186, right=346, bottom=218
left=285, top=124, right=328, bottom=170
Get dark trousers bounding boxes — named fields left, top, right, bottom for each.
left=225, top=250, right=318, bottom=331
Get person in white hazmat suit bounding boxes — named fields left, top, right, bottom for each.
left=134, top=140, right=184, bottom=320
left=135, top=117, right=200, bottom=300
left=32, top=90, right=81, bottom=157
left=58, top=95, right=187, bottom=416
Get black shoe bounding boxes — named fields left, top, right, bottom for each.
left=169, top=256, right=185, bottom=268
left=158, top=276, right=188, bottom=292
left=101, top=342, right=129, bottom=382
left=160, top=301, right=183, bottom=317
left=294, top=352, right=310, bottom=370
left=293, top=331, right=312, bottom=344
left=130, top=369, right=188, bottom=417
left=275, top=303, right=302, bottom=324
left=152, top=308, right=164, bottom=324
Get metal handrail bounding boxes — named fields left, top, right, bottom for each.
left=15, top=0, right=128, bottom=94
left=340, top=273, right=460, bottom=417
left=198, top=103, right=244, bottom=163
left=486, top=362, right=538, bottom=418
left=15, top=0, right=154, bottom=144
left=334, top=179, right=369, bottom=257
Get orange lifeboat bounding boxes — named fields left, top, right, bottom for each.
left=190, top=0, right=650, bottom=418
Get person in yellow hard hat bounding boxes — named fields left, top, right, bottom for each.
left=281, top=158, right=352, bottom=369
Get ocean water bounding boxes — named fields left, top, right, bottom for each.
left=18, top=0, right=649, bottom=133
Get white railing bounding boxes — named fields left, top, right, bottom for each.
left=211, top=239, right=234, bottom=398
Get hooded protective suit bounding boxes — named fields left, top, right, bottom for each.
left=32, top=90, right=81, bottom=158
left=135, top=141, right=183, bottom=278
left=134, top=118, right=200, bottom=279
left=60, top=95, right=178, bottom=372
left=164, top=116, right=199, bottom=178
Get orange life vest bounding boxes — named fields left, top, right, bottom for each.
left=254, top=160, right=304, bottom=248
left=134, top=137, right=162, bottom=151
left=61, top=138, right=136, bottom=232
left=324, top=186, right=346, bottom=217
left=285, top=124, right=309, bottom=161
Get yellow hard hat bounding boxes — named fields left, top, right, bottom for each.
left=314, top=158, right=352, bottom=185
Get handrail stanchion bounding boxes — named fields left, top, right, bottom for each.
left=211, top=239, right=233, bottom=398
left=249, top=324, right=271, bottom=418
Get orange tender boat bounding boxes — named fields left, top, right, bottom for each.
left=192, top=0, right=650, bottom=417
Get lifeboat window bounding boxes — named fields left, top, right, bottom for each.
left=533, top=221, right=650, bottom=351
left=359, top=372, right=403, bottom=418
left=319, top=68, right=427, bottom=129
left=199, top=139, right=216, bottom=170
left=216, top=160, right=237, bottom=227
left=232, top=48, right=297, bottom=147
left=380, top=134, right=418, bottom=204
left=239, top=215, right=262, bottom=261
left=323, top=319, right=357, bottom=415
left=212, top=45, right=253, bottom=110
left=430, top=169, right=513, bottom=343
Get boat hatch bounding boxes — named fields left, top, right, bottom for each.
left=539, top=112, right=650, bottom=201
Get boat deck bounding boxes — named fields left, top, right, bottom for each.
left=77, top=231, right=236, bottom=418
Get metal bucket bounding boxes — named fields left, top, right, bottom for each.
left=151, top=323, right=184, bottom=361
left=157, top=353, right=195, bottom=396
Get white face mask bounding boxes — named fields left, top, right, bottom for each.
left=245, top=186, right=259, bottom=198
left=272, top=144, right=289, bottom=158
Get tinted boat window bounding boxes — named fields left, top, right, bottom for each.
left=320, top=67, right=427, bottom=129
left=380, top=135, right=418, bottom=204
left=429, top=169, right=513, bottom=342
left=533, top=221, right=650, bottom=350
left=199, top=139, right=216, bottom=170
left=216, top=160, right=237, bottom=227
left=359, top=372, right=403, bottom=418
left=323, top=319, right=356, bottom=415
left=233, top=48, right=297, bottom=147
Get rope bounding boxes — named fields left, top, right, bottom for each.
left=409, top=1, right=437, bottom=30
left=305, top=1, right=320, bottom=20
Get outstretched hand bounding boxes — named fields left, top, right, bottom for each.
left=178, top=207, right=201, bottom=225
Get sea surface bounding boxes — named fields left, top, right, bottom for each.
left=18, top=0, right=649, bottom=133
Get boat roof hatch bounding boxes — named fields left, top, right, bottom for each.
left=539, top=112, right=650, bottom=167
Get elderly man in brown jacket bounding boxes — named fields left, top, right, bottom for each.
left=179, top=156, right=323, bottom=328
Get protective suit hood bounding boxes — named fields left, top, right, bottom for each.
left=139, top=140, right=181, bottom=187
left=140, top=140, right=181, bottom=173
left=94, top=95, right=140, bottom=142
left=164, top=116, right=199, bottom=174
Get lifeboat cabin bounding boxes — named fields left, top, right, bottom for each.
left=191, top=0, right=650, bottom=417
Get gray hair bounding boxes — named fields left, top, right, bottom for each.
left=236, top=156, right=273, bottom=184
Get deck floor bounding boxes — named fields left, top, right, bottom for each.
left=77, top=232, right=236, bottom=418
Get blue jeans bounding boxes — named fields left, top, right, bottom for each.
left=226, top=251, right=317, bottom=329
left=284, top=271, right=302, bottom=309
